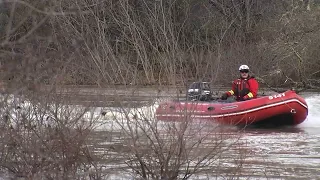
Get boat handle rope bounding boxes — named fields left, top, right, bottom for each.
left=278, top=93, right=298, bottom=114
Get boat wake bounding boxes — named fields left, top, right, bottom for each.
left=298, top=94, right=320, bottom=128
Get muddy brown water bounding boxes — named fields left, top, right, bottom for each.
left=87, top=90, right=320, bottom=180
left=2, top=87, right=319, bottom=179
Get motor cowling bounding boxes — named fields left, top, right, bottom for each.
left=187, top=82, right=213, bottom=101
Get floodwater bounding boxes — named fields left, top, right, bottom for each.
left=90, top=91, right=320, bottom=180
left=1, top=89, right=319, bottom=179
left=230, top=92, right=320, bottom=180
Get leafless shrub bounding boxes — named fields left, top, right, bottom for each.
left=252, top=1, right=320, bottom=90
left=1, top=0, right=320, bottom=88
left=0, top=90, right=107, bottom=179
left=97, top=105, right=247, bottom=179
left=1, top=0, right=320, bottom=179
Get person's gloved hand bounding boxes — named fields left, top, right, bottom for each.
left=221, top=93, right=228, bottom=100
left=242, top=95, right=249, bottom=101
left=239, top=89, right=249, bottom=97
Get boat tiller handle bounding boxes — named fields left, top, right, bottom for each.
left=290, top=109, right=296, bottom=114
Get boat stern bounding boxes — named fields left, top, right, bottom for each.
left=292, top=95, right=308, bottom=125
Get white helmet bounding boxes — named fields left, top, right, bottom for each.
left=239, top=65, right=249, bottom=71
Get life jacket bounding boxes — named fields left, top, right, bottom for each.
left=228, top=76, right=256, bottom=101
left=234, top=78, right=250, bottom=100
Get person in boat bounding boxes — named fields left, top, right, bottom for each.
left=221, top=65, right=259, bottom=101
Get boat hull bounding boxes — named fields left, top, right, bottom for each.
left=155, top=90, right=308, bottom=127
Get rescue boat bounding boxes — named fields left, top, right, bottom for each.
left=155, top=83, right=308, bottom=127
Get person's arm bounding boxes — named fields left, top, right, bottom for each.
left=243, top=78, right=259, bottom=99
left=221, top=80, right=236, bottom=99
left=249, top=78, right=259, bottom=98
left=227, top=81, right=237, bottom=97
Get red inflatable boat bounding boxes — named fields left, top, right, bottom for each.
left=155, top=90, right=308, bottom=127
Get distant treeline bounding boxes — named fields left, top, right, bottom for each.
left=0, top=0, right=319, bottom=90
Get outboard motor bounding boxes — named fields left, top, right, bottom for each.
left=187, top=82, right=213, bottom=101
